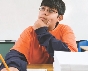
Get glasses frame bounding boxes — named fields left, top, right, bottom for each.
left=39, top=6, right=58, bottom=14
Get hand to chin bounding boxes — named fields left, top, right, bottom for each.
left=33, top=19, right=51, bottom=30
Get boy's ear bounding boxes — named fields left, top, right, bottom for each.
left=57, top=15, right=63, bottom=22
left=59, top=15, right=63, bottom=21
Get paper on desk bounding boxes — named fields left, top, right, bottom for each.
left=53, top=51, right=88, bottom=71
left=54, top=51, right=88, bottom=65
left=27, top=69, right=47, bottom=71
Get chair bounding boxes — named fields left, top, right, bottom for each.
left=76, top=40, right=88, bottom=52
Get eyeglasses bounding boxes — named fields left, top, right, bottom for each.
left=39, top=6, right=58, bottom=14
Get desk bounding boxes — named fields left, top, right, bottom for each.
left=80, top=46, right=88, bottom=51
left=27, top=64, right=53, bottom=71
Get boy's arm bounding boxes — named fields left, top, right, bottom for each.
left=35, top=27, right=70, bottom=57
left=0, top=26, right=33, bottom=71
left=0, top=49, right=28, bottom=71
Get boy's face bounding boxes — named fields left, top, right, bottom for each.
left=38, top=6, right=60, bottom=30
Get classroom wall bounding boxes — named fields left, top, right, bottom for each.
left=61, top=0, right=88, bottom=40
left=0, top=0, right=88, bottom=40
left=0, top=0, right=42, bottom=40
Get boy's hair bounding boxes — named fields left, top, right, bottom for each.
left=40, top=0, right=66, bottom=15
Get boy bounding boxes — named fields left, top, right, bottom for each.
left=0, top=0, right=78, bottom=71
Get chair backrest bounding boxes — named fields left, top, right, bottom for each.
left=76, top=40, right=88, bottom=52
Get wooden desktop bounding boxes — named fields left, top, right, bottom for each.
left=80, top=46, right=88, bottom=51
left=27, top=64, right=53, bottom=71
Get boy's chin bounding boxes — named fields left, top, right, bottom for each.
left=48, top=27, right=55, bottom=31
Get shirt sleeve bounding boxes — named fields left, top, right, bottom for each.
left=0, top=50, right=28, bottom=71
left=35, top=27, right=70, bottom=57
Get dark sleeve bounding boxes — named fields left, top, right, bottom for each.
left=35, top=27, right=70, bottom=57
left=0, top=49, right=28, bottom=71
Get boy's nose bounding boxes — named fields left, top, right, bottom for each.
left=43, top=10, right=49, bottom=16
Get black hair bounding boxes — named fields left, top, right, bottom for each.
left=40, top=0, right=66, bottom=15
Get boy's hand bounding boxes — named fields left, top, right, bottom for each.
left=33, top=19, right=51, bottom=30
left=1, top=67, right=19, bottom=71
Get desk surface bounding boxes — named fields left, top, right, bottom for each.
left=27, top=64, right=53, bottom=71
left=80, top=46, right=88, bottom=51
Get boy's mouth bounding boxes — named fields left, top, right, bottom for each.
left=40, top=17, right=48, bottom=24
left=40, top=17, right=47, bottom=21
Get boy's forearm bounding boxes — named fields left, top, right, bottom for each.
left=35, top=27, right=70, bottom=57
left=0, top=50, right=28, bottom=71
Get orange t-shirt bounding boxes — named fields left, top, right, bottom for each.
left=11, top=24, right=78, bottom=64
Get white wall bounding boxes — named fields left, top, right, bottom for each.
left=0, top=0, right=42, bottom=40
left=61, top=0, right=88, bottom=40
left=0, top=0, right=88, bottom=40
